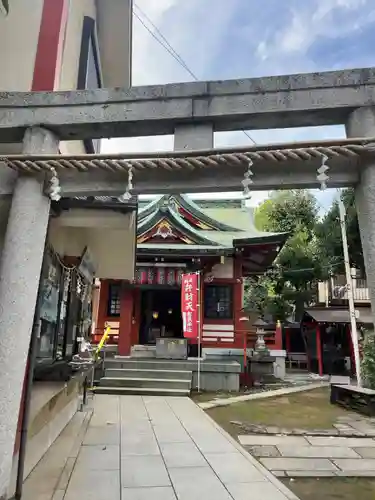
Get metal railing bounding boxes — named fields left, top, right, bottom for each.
left=318, top=277, right=370, bottom=304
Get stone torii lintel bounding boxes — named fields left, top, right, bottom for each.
left=0, top=66, right=374, bottom=142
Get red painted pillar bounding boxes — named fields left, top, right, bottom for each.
left=233, top=257, right=243, bottom=348
left=131, top=288, right=140, bottom=347
left=95, top=280, right=109, bottom=341
left=118, top=288, right=133, bottom=356
left=316, top=324, right=323, bottom=376
left=274, top=321, right=283, bottom=350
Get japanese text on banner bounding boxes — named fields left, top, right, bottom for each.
left=181, top=273, right=199, bottom=340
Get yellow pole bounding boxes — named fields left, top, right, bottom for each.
left=95, top=325, right=111, bottom=358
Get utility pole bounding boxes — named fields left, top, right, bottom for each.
left=338, top=191, right=362, bottom=386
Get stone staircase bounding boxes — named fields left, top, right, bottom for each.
left=95, top=358, right=193, bottom=396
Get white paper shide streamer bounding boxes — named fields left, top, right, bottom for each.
left=118, top=166, right=133, bottom=202
left=46, top=166, right=62, bottom=201
left=317, top=155, right=330, bottom=190
left=242, top=159, right=254, bottom=198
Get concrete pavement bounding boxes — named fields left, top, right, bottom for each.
left=240, top=433, right=375, bottom=477
left=23, top=395, right=299, bottom=499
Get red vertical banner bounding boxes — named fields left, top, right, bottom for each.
left=181, top=273, right=199, bottom=339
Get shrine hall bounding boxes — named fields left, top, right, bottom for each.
left=94, top=195, right=288, bottom=356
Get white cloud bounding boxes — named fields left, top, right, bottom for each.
left=261, top=0, right=375, bottom=59
left=102, top=0, right=373, bottom=210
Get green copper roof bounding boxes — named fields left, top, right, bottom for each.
left=137, top=194, right=288, bottom=250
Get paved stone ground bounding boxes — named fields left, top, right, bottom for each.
left=23, top=395, right=300, bottom=499
left=233, top=412, right=375, bottom=437
left=239, top=431, right=375, bottom=477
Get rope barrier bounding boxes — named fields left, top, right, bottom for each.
left=0, top=143, right=371, bottom=175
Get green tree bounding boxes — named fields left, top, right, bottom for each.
left=243, top=276, right=292, bottom=322
left=362, top=333, right=375, bottom=389
left=254, top=190, right=318, bottom=236
left=253, top=190, right=326, bottom=321
left=315, top=188, right=364, bottom=273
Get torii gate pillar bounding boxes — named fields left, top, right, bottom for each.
left=0, top=127, right=59, bottom=498
left=347, top=106, right=375, bottom=321
left=174, top=123, right=213, bottom=150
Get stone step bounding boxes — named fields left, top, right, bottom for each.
left=105, top=368, right=193, bottom=381
left=105, top=358, right=199, bottom=371
left=99, top=376, right=191, bottom=391
left=130, top=345, right=156, bottom=358
left=94, top=386, right=190, bottom=396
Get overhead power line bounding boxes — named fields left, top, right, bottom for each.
left=133, top=9, right=198, bottom=81
left=133, top=3, right=256, bottom=145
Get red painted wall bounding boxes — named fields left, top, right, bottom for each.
left=32, top=0, right=68, bottom=91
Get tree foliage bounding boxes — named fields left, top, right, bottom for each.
left=315, top=188, right=363, bottom=273
left=362, top=333, right=375, bottom=389
left=254, top=190, right=318, bottom=236
left=243, top=276, right=292, bottom=322
left=249, top=190, right=349, bottom=321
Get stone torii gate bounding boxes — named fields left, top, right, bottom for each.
left=0, top=66, right=375, bottom=496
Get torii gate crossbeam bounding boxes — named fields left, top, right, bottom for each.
left=0, top=67, right=374, bottom=142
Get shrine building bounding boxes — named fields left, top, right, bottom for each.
left=94, top=195, right=288, bottom=356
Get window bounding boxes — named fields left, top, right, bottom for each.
left=78, top=16, right=102, bottom=154
left=204, top=285, right=233, bottom=319
left=107, top=284, right=121, bottom=316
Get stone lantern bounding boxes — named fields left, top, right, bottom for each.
left=253, top=317, right=270, bottom=355
left=249, top=317, right=275, bottom=384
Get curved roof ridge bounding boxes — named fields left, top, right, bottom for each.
left=178, top=194, right=242, bottom=232
left=137, top=203, right=218, bottom=246
left=138, top=195, right=164, bottom=218
left=167, top=204, right=217, bottom=245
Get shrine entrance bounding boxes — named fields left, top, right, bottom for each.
left=139, top=287, right=183, bottom=345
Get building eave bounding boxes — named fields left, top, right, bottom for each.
left=56, top=196, right=137, bottom=215
left=137, top=245, right=234, bottom=257
left=233, top=232, right=289, bottom=248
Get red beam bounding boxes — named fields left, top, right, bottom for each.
left=32, top=0, right=68, bottom=91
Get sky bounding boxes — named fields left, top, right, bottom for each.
left=101, top=0, right=375, bottom=211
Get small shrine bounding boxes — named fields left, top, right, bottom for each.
left=94, top=195, right=288, bottom=356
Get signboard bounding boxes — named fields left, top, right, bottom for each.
left=181, top=273, right=199, bottom=339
